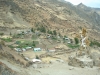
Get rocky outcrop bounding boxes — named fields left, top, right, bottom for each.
left=68, top=55, right=93, bottom=68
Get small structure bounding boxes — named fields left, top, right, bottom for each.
left=26, top=47, right=32, bottom=50
left=34, top=48, right=41, bottom=52
left=48, top=48, right=55, bottom=52
left=32, top=59, right=42, bottom=63
left=55, top=46, right=61, bottom=50
left=14, top=48, right=22, bottom=52
left=65, top=37, right=69, bottom=40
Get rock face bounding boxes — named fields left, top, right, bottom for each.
left=0, top=62, right=17, bottom=75
left=68, top=55, right=93, bottom=68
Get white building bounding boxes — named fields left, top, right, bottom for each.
left=34, top=48, right=41, bottom=52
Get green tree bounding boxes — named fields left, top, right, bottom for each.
left=53, top=30, right=57, bottom=35
left=10, top=32, right=12, bottom=36
left=32, top=41, right=36, bottom=47
left=74, top=37, right=79, bottom=44
left=47, top=30, right=53, bottom=35
left=31, top=28, right=34, bottom=33
left=36, top=55, right=39, bottom=59
left=41, top=26, right=46, bottom=33
left=38, top=26, right=46, bottom=33
left=0, top=33, right=4, bottom=36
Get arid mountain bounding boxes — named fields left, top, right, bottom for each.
left=0, top=0, right=100, bottom=39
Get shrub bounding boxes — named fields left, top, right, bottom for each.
left=1, top=38, right=12, bottom=42
left=74, top=37, right=79, bottom=44
left=31, top=28, right=35, bottom=33
left=47, top=30, right=53, bottom=35
left=67, top=44, right=79, bottom=49
left=53, top=30, right=57, bottom=35
left=8, top=45, right=14, bottom=49
left=90, top=41, right=100, bottom=47
left=37, top=26, right=46, bottom=33
left=52, top=36, right=57, bottom=40
left=36, top=55, right=39, bottom=59
left=0, top=33, right=4, bottom=36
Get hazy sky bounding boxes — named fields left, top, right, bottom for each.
left=65, top=0, right=100, bottom=8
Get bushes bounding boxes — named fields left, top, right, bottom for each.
left=36, top=55, right=39, bottom=59
left=67, top=44, right=79, bottom=49
left=0, top=33, right=4, bottom=36
left=1, top=38, right=12, bottom=42
left=37, top=26, right=46, bottom=33
left=53, top=30, right=57, bottom=35
left=74, top=37, right=79, bottom=44
left=15, top=40, right=39, bottom=48
left=15, top=40, right=33, bottom=48
left=90, top=41, right=100, bottom=47
left=31, top=28, right=35, bottom=33
left=47, top=30, right=53, bottom=35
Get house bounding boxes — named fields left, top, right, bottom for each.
left=34, top=48, right=41, bottom=52
left=14, top=48, right=22, bottom=52
left=26, top=47, right=32, bottom=50
left=55, top=46, right=61, bottom=50
left=65, top=38, right=69, bottom=40
left=48, top=48, right=55, bottom=52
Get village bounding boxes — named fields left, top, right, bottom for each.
left=0, top=27, right=79, bottom=64
left=0, top=28, right=100, bottom=75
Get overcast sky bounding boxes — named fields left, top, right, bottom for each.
left=65, top=0, right=100, bottom=8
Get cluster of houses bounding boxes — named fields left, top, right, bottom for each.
left=14, top=47, right=32, bottom=52
left=17, top=29, right=32, bottom=35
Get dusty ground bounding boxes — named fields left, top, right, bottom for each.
left=0, top=58, right=100, bottom=75
left=37, top=62, right=100, bottom=75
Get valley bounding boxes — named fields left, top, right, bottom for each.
left=0, top=0, right=100, bottom=75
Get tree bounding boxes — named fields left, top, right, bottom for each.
left=31, top=28, right=35, bottom=33
left=47, top=30, right=53, bottom=35
left=32, top=41, right=36, bottom=47
left=40, top=26, right=46, bottom=33
left=74, top=37, right=79, bottom=44
left=36, top=55, right=39, bottom=59
left=0, top=33, right=4, bottom=36
left=53, top=30, right=57, bottom=35
left=38, top=26, right=46, bottom=33
left=10, top=32, right=12, bottom=36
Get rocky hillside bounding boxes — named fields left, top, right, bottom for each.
left=0, top=0, right=100, bottom=39
left=0, top=61, right=17, bottom=75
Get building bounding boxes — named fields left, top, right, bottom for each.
left=34, top=48, right=41, bottom=52
left=48, top=48, right=55, bottom=52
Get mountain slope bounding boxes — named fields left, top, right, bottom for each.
left=0, top=0, right=100, bottom=39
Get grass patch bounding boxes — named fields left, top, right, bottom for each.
left=32, top=35, right=38, bottom=40
left=67, top=44, right=80, bottom=49
left=1, top=38, right=12, bottom=42
left=15, top=40, right=33, bottom=48
left=15, top=40, right=39, bottom=48
left=8, top=45, right=14, bottom=49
